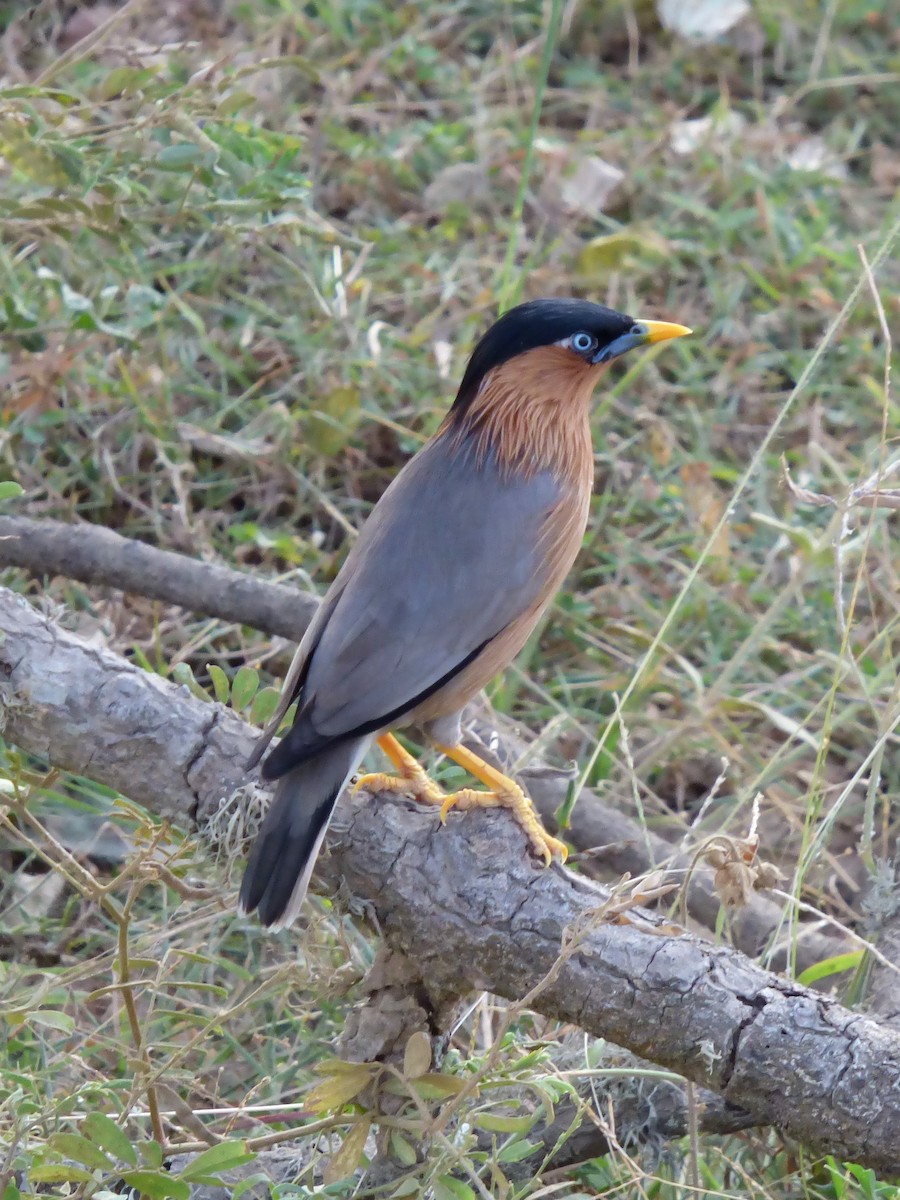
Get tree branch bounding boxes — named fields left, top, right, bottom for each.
left=3, top=587, right=900, bottom=1172
left=475, top=715, right=850, bottom=972
left=0, top=516, right=851, bottom=971
left=0, top=514, right=316, bottom=638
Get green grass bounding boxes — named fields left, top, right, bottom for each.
left=1, top=0, right=900, bottom=1195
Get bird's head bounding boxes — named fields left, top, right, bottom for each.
left=451, top=297, right=691, bottom=417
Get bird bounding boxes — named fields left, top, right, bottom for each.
left=239, top=297, right=691, bottom=928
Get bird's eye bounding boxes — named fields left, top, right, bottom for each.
left=571, top=331, right=596, bottom=354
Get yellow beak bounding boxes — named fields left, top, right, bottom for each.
left=591, top=317, right=693, bottom=364
left=635, top=319, right=693, bottom=344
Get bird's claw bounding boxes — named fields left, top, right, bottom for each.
left=352, top=769, right=446, bottom=807
left=356, top=736, right=568, bottom=865
left=436, top=786, right=568, bottom=865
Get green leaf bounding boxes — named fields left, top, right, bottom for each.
left=845, top=1162, right=880, bottom=1200
left=0, top=481, right=24, bottom=500
left=48, top=1131, right=114, bottom=1170
left=157, top=143, right=208, bottom=169
left=29, top=1164, right=94, bottom=1184
left=591, top=716, right=622, bottom=785
left=250, top=686, right=281, bottom=727
left=82, top=1111, right=138, bottom=1166
left=390, top=1132, right=418, bottom=1167
left=554, top=777, right=578, bottom=831
left=142, top=1139, right=164, bottom=1168
left=0, top=86, right=81, bottom=105
left=797, top=950, right=865, bottom=988
left=433, top=1175, right=476, bottom=1200
left=497, top=1138, right=539, bottom=1164
left=233, top=1174, right=279, bottom=1198
left=475, top=1112, right=536, bottom=1134
left=390, top=1178, right=421, bottom=1198
left=216, top=91, right=258, bottom=117
left=26, top=1008, right=74, bottom=1032
left=171, top=661, right=209, bottom=701
left=509, top=1048, right=547, bottom=1071
left=179, top=1141, right=254, bottom=1181
left=230, top=666, right=259, bottom=712
left=60, top=282, right=93, bottom=314
left=122, top=1170, right=190, bottom=1199
left=207, top=664, right=231, bottom=705
left=823, top=1159, right=848, bottom=1200
left=94, top=66, right=158, bottom=100
left=124, top=283, right=166, bottom=331
left=3, top=293, right=37, bottom=328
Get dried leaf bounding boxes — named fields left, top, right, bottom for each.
left=577, top=230, right=668, bottom=277
left=700, top=834, right=779, bottom=909
left=714, top=859, right=754, bottom=907
left=403, top=1031, right=432, bottom=1079
left=306, top=386, right=361, bottom=456
left=324, top=1118, right=371, bottom=1184
left=787, top=136, right=849, bottom=182
left=423, top=162, right=491, bottom=215
left=558, top=156, right=624, bottom=218
left=658, top=0, right=750, bottom=42
left=679, top=462, right=730, bottom=567
left=306, top=1064, right=374, bottom=1112
left=409, top=1072, right=468, bottom=1100
left=646, top=418, right=677, bottom=467
left=670, top=111, right=746, bottom=156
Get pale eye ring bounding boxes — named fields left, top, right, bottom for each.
left=571, top=331, right=596, bottom=354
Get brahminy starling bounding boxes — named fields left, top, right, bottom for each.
left=239, top=297, right=690, bottom=927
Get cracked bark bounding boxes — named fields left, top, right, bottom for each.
left=0, top=516, right=852, bottom=973
left=477, top=717, right=849, bottom=973
left=3, top=587, right=900, bottom=1172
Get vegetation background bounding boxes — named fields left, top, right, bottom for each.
left=0, top=0, right=899, bottom=1196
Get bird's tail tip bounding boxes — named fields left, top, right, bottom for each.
left=238, top=737, right=369, bottom=929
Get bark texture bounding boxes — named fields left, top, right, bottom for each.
left=3, top=586, right=900, bottom=1172
left=479, top=717, right=848, bottom=971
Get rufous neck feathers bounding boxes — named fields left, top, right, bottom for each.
left=441, top=345, right=602, bottom=483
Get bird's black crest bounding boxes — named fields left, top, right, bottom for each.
left=450, top=297, right=635, bottom=416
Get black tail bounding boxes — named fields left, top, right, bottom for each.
left=239, top=736, right=369, bottom=929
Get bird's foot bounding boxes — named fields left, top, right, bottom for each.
left=433, top=739, right=568, bottom=865
left=438, top=783, right=569, bottom=866
left=352, top=747, right=446, bottom=807
left=359, top=733, right=568, bottom=865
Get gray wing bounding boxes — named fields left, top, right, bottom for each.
left=301, top=435, right=563, bottom=739
left=245, top=579, right=345, bottom=769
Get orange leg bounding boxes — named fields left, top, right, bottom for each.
left=352, top=733, right=568, bottom=866
left=352, top=733, right=445, bottom=806
left=433, top=741, right=568, bottom=866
